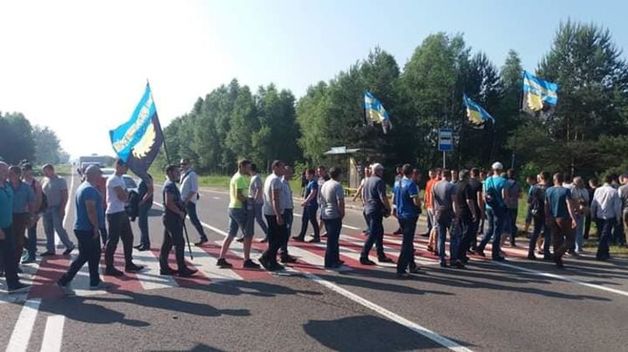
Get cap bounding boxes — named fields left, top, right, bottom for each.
left=85, top=165, right=102, bottom=176
left=491, top=162, right=503, bottom=170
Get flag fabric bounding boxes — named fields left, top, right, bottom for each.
left=522, top=70, right=558, bottom=118
left=109, top=83, right=164, bottom=180
left=463, top=94, right=495, bottom=128
left=364, top=91, right=392, bottom=134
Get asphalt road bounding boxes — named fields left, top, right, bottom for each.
left=2, top=173, right=628, bottom=352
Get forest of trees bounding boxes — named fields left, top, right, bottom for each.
left=161, top=21, right=628, bottom=178
left=0, top=112, right=69, bottom=165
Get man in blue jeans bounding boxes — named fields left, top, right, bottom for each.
left=393, top=164, right=421, bottom=277
left=293, top=168, right=320, bottom=242
left=21, top=162, right=43, bottom=263
left=432, top=169, right=457, bottom=268
left=41, top=164, right=75, bottom=256
left=476, top=162, right=509, bottom=261
left=179, top=158, right=208, bottom=246
left=591, top=174, right=622, bottom=261
left=58, top=165, right=108, bottom=293
left=360, top=163, right=393, bottom=265
left=320, top=167, right=345, bottom=269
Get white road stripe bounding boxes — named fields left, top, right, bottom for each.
left=189, top=216, right=473, bottom=351
left=5, top=298, right=41, bottom=352
left=40, top=315, right=65, bottom=352
left=495, top=261, right=628, bottom=298
left=132, top=249, right=179, bottom=291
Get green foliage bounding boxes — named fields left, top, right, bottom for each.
left=33, top=125, right=67, bottom=165
left=0, top=112, right=35, bottom=164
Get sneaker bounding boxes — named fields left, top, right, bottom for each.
left=555, top=257, right=565, bottom=269
left=452, top=260, right=465, bottom=269
left=243, top=259, right=261, bottom=269
left=268, top=262, right=285, bottom=271
left=104, top=267, right=124, bottom=277
left=396, top=272, right=411, bottom=279
left=307, top=237, right=321, bottom=243
left=409, top=267, right=421, bottom=274
left=378, top=256, right=394, bottom=263
left=62, top=246, right=75, bottom=256
left=125, top=264, right=145, bottom=273
left=527, top=253, right=537, bottom=260
left=22, top=256, right=36, bottom=264
left=291, top=235, right=305, bottom=242
left=280, top=255, right=297, bottom=264
left=258, top=256, right=271, bottom=270
left=235, top=237, right=244, bottom=243
left=492, top=256, right=506, bottom=262
left=178, top=267, right=198, bottom=277
left=160, top=267, right=177, bottom=275
left=194, top=238, right=208, bottom=247
left=40, top=251, right=56, bottom=257
left=259, top=237, right=268, bottom=243
left=56, top=280, right=75, bottom=296
left=216, top=258, right=233, bottom=269
left=8, top=283, right=31, bottom=294
left=439, top=259, right=447, bottom=268
left=359, top=257, right=376, bottom=265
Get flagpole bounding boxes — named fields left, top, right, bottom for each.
left=147, top=80, right=172, bottom=165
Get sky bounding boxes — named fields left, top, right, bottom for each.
left=1, top=0, right=627, bottom=158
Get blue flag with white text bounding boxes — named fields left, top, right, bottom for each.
left=109, top=83, right=164, bottom=180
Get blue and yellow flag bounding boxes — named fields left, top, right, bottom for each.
left=463, top=94, right=495, bottom=128
left=522, top=71, right=558, bottom=118
left=109, top=83, right=164, bottom=180
left=364, top=91, right=392, bottom=134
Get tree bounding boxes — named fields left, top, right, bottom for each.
left=0, top=112, right=35, bottom=164
left=33, top=126, right=65, bottom=164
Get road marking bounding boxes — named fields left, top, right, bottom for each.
left=291, top=212, right=362, bottom=231
left=40, top=315, right=65, bottom=352
left=6, top=298, right=41, bottom=352
left=132, top=248, right=179, bottom=291
left=212, top=196, right=221, bottom=200
left=183, top=214, right=473, bottom=351
left=495, top=261, right=628, bottom=298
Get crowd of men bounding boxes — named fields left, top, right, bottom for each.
left=1, top=157, right=627, bottom=294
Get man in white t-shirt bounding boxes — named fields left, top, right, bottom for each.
left=104, top=159, right=143, bottom=276
left=259, top=160, right=286, bottom=271
left=179, top=158, right=208, bottom=246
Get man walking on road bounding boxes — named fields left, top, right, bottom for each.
left=320, top=167, right=345, bottom=269
left=279, top=165, right=297, bottom=264
left=528, top=171, right=551, bottom=260
left=294, top=168, right=320, bottom=243
left=134, top=174, right=153, bottom=251
left=455, top=170, right=478, bottom=266
left=0, top=162, right=30, bottom=293
left=248, top=164, right=268, bottom=243
left=504, top=169, right=520, bottom=247
left=216, top=160, right=260, bottom=269
left=104, top=159, right=143, bottom=276
left=432, top=169, right=458, bottom=268
left=393, top=164, right=421, bottom=277
left=467, top=168, right=483, bottom=252
left=57, top=165, right=108, bottom=292
left=359, top=163, right=394, bottom=265
left=180, top=158, right=209, bottom=246
left=21, top=163, right=43, bottom=263
left=260, top=160, right=287, bottom=271
left=41, top=164, right=75, bottom=256
left=476, top=162, right=509, bottom=261
left=545, top=173, right=578, bottom=268
left=8, top=166, right=34, bottom=270
left=591, top=174, right=623, bottom=261
left=159, top=165, right=198, bottom=277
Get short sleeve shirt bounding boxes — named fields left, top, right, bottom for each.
left=180, top=170, right=199, bottom=204
left=395, top=177, right=420, bottom=219
left=106, top=175, right=127, bottom=214
left=74, top=182, right=104, bottom=231
left=263, top=173, right=284, bottom=216
left=229, top=172, right=248, bottom=209
left=468, top=178, right=482, bottom=215
left=249, top=174, right=264, bottom=204
left=304, top=180, right=319, bottom=209
left=0, top=183, right=14, bottom=228
left=363, top=176, right=387, bottom=215
left=506, top=180, right=520, bottom=209
left=619, top=184, right=628, bottom=211
left=138, top=178, right=153, bottom=205
left=163, top=180, right=183, bottom=218
left=11, top=181, right=34, bottom=214
left=546, top=186, right=571, bottom=218
left=484, top=175, right=507, bottom=210
left=42, top=176, right=67, bottom=207
left=433, top=180, right=455, bottom=211
left=280, top=178, right=293, bottom=210
left=320, top=180, right=344, bottom=219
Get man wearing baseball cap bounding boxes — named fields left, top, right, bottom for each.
left=475, top=162, right=509, bottom=261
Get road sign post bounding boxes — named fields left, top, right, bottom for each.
left=438, top=128, right=453, bottom=169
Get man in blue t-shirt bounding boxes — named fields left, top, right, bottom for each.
left=58, top=165, right=107, bottom=292
left=293, top=168, right=321, bottom=242
left=476, top=162, right=509, bottom=261
left=545, top=172, right=577, bottom=268
left=393, top=164, right=421, bottom=278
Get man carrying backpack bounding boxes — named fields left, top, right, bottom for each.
left=475, top=162, right=509, bottom=261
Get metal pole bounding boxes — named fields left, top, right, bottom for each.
left=442, top=151, right=446, bottom=169
left=182, top=221, right=194, bottom=260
